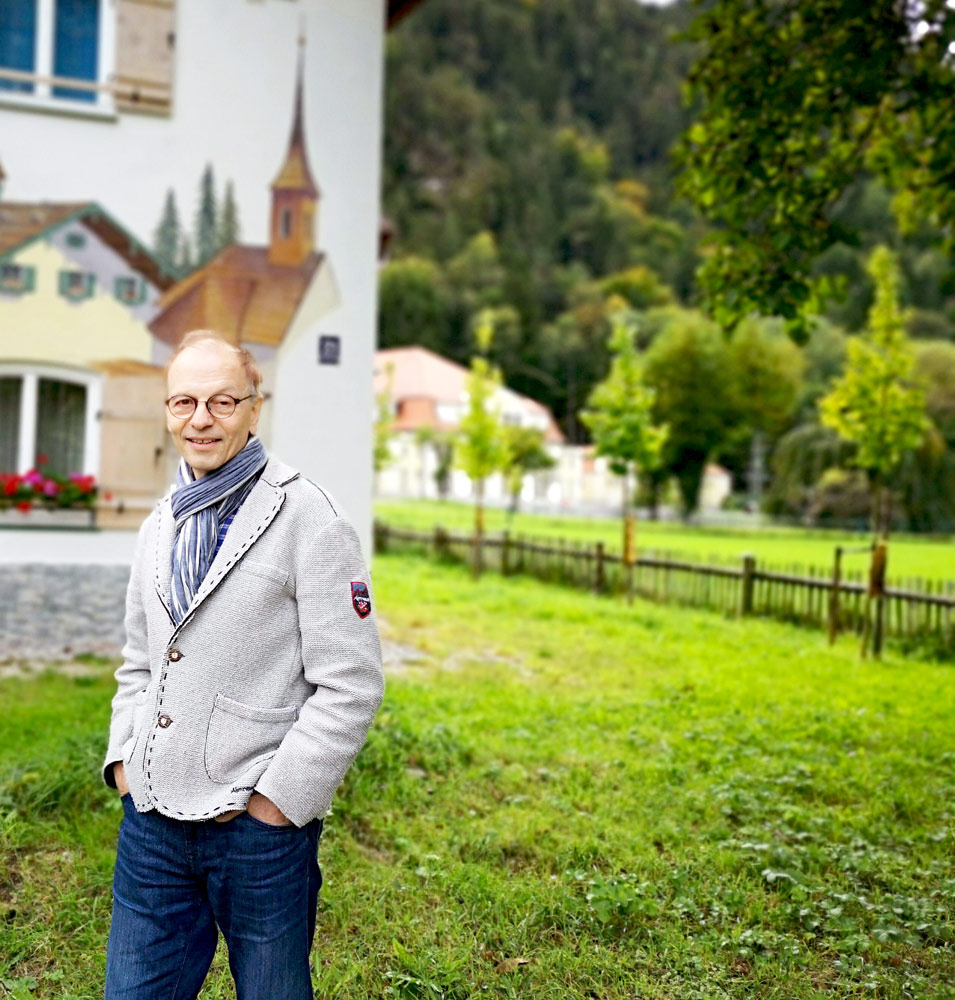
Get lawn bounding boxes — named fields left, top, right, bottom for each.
left=375, top=498, right=955, bottom=586
left=0, top=555, right=953, bottom=998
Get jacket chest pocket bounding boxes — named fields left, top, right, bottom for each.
left=204, top=693, right=299, bottom=784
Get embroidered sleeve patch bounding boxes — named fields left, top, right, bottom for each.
left=351, top=581, right=372, bottom=618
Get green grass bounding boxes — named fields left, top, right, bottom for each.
left=376, top=498, right=955, bottom=586
left=1, top=558, right=954, bottom=998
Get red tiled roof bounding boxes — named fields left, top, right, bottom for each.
left=149, top=244, right=323, bottom=348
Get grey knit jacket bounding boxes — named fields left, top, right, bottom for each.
left=102, top=457, right=384, bottom=828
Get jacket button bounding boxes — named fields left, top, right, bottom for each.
left=157, top=714, right=173, bottom=728
left=168, top=649, right=182, bottom=662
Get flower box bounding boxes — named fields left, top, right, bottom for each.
left=0, top=506, right=96, bottom=529
left=0, top=465, right=100, bottom=528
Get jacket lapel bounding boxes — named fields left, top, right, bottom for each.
left=154, top=497, right=176, bottom=621
left=172, top=476, right=287, bottom=634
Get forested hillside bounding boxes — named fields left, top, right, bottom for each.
left=381, top=0, right=699, bottom=438
left=380, top=0, right=955, bottom=530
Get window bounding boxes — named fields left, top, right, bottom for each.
left=65, top=230, right=86, bottom=248
left=0, top=0, right=177, bottom=117
left=0, top=0, right=114, bottom=113
left=36, top=377, right=87, bottom=473
left=0, top=263, right=36, bottom=293
left=0, top=366, right=100, bottom=477
left=114, top=275, right=145, bottom=304
left=0, top=0, right=37, bottom=93
left=0, top=378, right=22, bottom=470
left=52, top=0, right=99, bottom=102
left=58, top=269, right=95, bottom=300
left=280, top=208, right=293, bottom=239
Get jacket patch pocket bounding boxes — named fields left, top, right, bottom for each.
left=204, top=693, right=299, bottom=784
left=237, top=560, right=290, bottom=589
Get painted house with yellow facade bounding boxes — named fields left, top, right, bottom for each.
left=0, top=192, right=176, bottom=521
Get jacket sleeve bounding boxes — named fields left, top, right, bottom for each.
left=254, top=515, right=384, bottom=826
left=102, top=517, right=153, bottom=787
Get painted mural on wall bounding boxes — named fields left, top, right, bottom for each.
left=0, top=45, right=337, bottom=527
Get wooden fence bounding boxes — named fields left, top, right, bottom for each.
left=373, top=521, right=955, bottom=658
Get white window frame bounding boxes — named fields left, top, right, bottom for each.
left=0, top=363, right=101, bottom=477
left=0, top=0, right=116, bottom=120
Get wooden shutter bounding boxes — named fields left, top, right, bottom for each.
left=97, top=370, right=170, bottom=522
left=114, top=0, right=177, bottom=116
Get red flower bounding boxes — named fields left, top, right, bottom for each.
left=104, top=491, right=114, bottom=501
left=15, top=500, right=31, bottom=513
left=36, top=453, right=49, bottom=466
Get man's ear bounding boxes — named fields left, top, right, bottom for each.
left=249, top=395, right=263, bottom=434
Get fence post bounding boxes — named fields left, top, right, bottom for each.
left=434, top=525, right=450, bottom=561
left=501, top=530, right=511, bottom=577
left=741, top=553, right=756, bottom=616
left=828, top=546, right=843, bottom=645
left=870, top=540, right=888, bottom=659
left=594, top=541, right=605, bottom=594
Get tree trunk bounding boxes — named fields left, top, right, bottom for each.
left=473, top=481, right=485, bottom=579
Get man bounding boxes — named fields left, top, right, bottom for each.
left=102, top=329, right=383, bottom=999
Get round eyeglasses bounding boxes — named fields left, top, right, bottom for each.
left=165, top=393, right=256, bottom=419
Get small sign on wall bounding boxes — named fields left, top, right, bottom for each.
left=318, top=335, right=341, bottom=365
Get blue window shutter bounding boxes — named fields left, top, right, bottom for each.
left=84, top=273, right=96, bottom=299
left=52, top=0, right=100, bottom=102
left=23, top=267, right=36, bottom=292
left=0, top=0, right=37, bottom=94
left=58, top=271, right=70, bottom=296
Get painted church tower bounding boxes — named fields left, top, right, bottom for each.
left=268, top=47, right=320, bottom=267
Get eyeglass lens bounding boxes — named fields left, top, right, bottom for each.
left=168, top=395, right=238, bottom=418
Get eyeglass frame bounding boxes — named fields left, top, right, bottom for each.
left=164, top=393, right=258, bottom=419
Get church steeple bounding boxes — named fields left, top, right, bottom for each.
left=268, top=39, right=319, bottom=267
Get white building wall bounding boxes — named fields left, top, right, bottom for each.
left=0, top=0, right=386, bottom=554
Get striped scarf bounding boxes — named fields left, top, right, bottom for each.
left=169, top=436, right=268, bottom=624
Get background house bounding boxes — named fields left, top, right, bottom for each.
left=374, top=344, right=565, bottom=505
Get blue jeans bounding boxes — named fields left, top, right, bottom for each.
left=105, top=795, right=323, bottom=1000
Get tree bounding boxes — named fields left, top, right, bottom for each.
left=218, top=180, right=240, bottom=249
left=581, top=311, right=667, bottom=564
left=413, top=425, right=456, bottom=500
left=677, top=0, right=955, bottom=332
left=153, top=189, right=182, bottom=277
left=643, top=308, right=738, bottom=517
left=819, top=246, right=929, bottom=535
left=725, top=317, right=804, bottom=504
left=195, top=163, right=218, bottom=266
left=501, top=425, right=555, bottom=516
left=373, top=364, right=395, bottom=477
left=178, top=235, right=195, bottom=276
left=455, top=311, right=509, bottom=571
left=377, top=257, right=453, bottom=351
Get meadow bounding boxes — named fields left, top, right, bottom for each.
left=0, top=554, right=953, bottom=998
left=375, top=499, right=955, bottom=587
